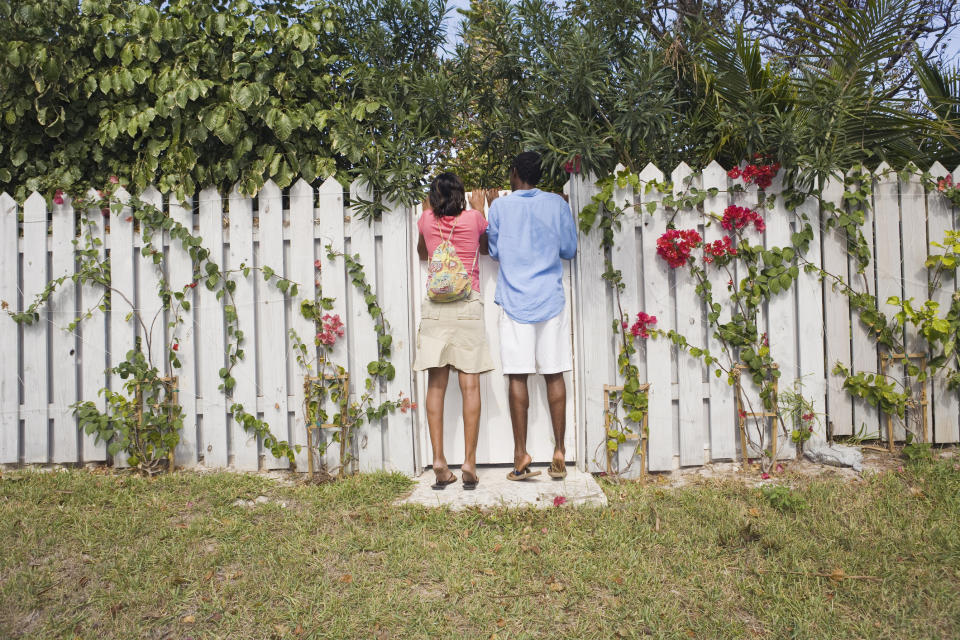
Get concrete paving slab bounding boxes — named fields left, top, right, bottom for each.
left=396, top=465, right=608, bottom=510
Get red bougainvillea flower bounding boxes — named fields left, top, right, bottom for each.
left=738, top=409, right=747, bottom=418
left=172, top=342, right=179, bottom=352
left=564, top=154, right=582, bottom=174
left=553, top=496, right=567, bottom=507
left=53, top=190, right=64, bottom=205
left=703, top=235, right=737, bottom=264
left=802, top=412, right=814, bottom=421
left=761, top=472, right=770, bottom=480
left=729, top=158, right=780, bottom=189
left=629, top=311, right=657, bottom=339
left=721, top=205, right=765, bottom=234
left=938, top=175, right=954, bottom=191
left=101, top=206, right=110, bottom=217
left=657, top=228, right=702, bottom=268
left=314, top=259, right=322, bottom=270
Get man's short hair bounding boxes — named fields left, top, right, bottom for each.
left=511, top=151, right=542, bottom=186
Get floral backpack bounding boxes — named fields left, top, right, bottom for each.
left=426, top=215, right=476, bottom=303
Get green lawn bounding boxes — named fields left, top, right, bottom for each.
left=1, top=458, right=958, bottom=639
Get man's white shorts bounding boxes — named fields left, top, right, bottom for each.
left=498, top=308, right=573, bottom=375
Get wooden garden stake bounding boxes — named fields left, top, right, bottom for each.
left=303, top=373, right=350, bottom=477
left=879, top=353, right=928, bottom=452
left=733, top=365, right=780, bottom=468
left=603, top=383, right=650, bottom=477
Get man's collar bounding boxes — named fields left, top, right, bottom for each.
left=513, top=188, right=540, bottom=197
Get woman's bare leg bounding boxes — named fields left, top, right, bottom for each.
left=427, top=366, right=454, bottom=481
left=458, top=370, right=481, bottom=481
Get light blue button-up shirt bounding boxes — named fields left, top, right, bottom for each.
left=488, top=189, right=578, bottom=324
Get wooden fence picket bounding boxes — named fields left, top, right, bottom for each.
left=701, top=161, right=737, bottom=460
left=78, top=192, right=108, bottom=462
left=107, top=188, right=136, bottom=467
left=571, top=172, right=612, bottom=472
left=197, top=187, right=229, bottom=468
left=821, top=177, right=854, bottom=436
left=929, top=164, right=960, bottom=443
left=50, top=196, right=78, bottom=463
left=673, top=163, right=706, bottom=467
left=226, top=184, right=259, bottom=470
left=638, top=163, right=674, bottom=471
left=168, top=193, right=197, bottom=467
left=873, top=164, right=901, bottom=441
left=609, top=165, right=642, bottom=474
left=0, top=193, right=19, bottom=463
left=257, top=180, right=290, bottom=469
left=288, top=179, right=317, bottom=471
left=766, top=173, right=798, bottom=458
left=316, top=176, right=348, bottom=472
left=347, top=181, right=382, bottom=473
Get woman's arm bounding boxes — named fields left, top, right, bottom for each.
left=417, top=232, right=428, bottom=261
left=479, top=232, right=489, bottom=255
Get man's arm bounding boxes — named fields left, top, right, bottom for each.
left=558, top=200, right=577, bottom=259
left=487, top=201, right=500, bottom=261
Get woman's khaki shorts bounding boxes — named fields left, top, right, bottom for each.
left=413, top=293, right=494, bottom=373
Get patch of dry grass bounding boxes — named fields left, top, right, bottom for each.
left=0, top=459, right=958, bottom=639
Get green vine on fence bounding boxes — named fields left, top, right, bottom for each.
left=7, top=182, right=304, bottom=471
left=291, top=246, right=411, bottom=476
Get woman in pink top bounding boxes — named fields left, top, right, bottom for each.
left=413, top=172, right=494, bottom=490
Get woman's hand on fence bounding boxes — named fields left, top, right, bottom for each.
left=468, top=190, right=486, bottom=212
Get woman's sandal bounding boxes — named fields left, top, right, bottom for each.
left=506, top=466, right=542, bottom=481
left=431, top=468, right=457, bottom=490
left=461, top=469, right=479, bottom=491
left=548, top=460, right=567, bottom=480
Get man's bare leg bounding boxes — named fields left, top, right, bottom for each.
left=458, top=370, right=481, bottom=483
left=426, top=366, right=454, bottom=482
left=508, top=373, right=531, bottom=471
left=544, top=372, right=566, bottom=468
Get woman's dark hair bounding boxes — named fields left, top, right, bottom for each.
left=511, top=151, right=542, bottom=186
left=428, top=172, right=467, bottom=217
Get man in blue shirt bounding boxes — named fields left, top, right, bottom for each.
left=487, top=152, right=578, bottom=481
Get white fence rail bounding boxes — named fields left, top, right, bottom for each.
left=1, top=164, right=958, bottom=474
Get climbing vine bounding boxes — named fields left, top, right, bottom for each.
left=9, top=180, right=304, bottom=471
left=580, top=159, right=960, bottom=474
left=293, top=248, right=413, bottom=477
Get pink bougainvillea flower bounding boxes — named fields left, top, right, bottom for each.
left=802, top=412, right=814, bottom=421
left=317, top=313, right=345, bottom=345
left=53, top=190, right=64, bottom=205
left=109, top=175, right=119, bottom=184
left=629, top=311, right=657, bottom=339
left=775, top=464, right=784, bottom=473
left=314, top=259, right=322, bottom=270
left=761, top=472, right=770, bottom=480
left=553, top=496, right=567, bottom=507
left=101, top=206, right=110, bottom=217
left=738, top=409, right=747, bottom=418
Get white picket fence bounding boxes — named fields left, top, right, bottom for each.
left=1, top=163, right=958, bottom=474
